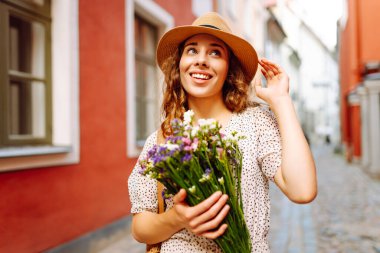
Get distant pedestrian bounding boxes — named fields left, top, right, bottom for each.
left=325, top=135, right=331, bottom=144
left=128, top=12, right=317, bottom=252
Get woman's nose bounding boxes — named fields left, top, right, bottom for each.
left=194, top=52, right=209, bottom=67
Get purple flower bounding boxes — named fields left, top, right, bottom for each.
left=158, top=146, right=168, bottom=154
left=138, top=167, right=145, bottom=175
left=152, top=149, right=168, bottom=165
left=181, top=153, right=192, bottom=162
left=167, top=135, right=182, bottom=144
left=171, top=118, right=180, bottom=126
left=147, top=145, right=158, bottom=158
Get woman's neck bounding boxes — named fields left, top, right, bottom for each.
left=187, top=95, right=232, bottom=128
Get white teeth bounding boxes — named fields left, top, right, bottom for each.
left=191, top=73, right=211, bottom=80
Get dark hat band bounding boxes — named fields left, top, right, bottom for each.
left=199, top=24, right=221, bottom=30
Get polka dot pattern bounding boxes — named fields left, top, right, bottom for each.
left=128, top=105, right=282, bottom=252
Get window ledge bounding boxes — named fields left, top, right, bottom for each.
left=0, top=145, right=72, bottom=158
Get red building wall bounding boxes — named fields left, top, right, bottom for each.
left=359, top=0, right=380, bottom=63
left=0, top=0, right=132, bottom=252
left=339, top=0, right=380, bottom=159
left=155, top=0, right=196, bottom=26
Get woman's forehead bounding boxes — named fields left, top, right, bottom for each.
left=184, top=34, right=228, bottom=48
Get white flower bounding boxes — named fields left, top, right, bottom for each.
left=224, top=133, right=238, bottom=142
left=207, top=118, right=217, bottom=127
left=184, top=110, right=194, bottom=125
left=191, top=126, right=199, bottom=136
left=147, top=171, right=155, bottom=179
left=218, top=177, right=225, bottom=185
left=210, top=135, right=219, bottom=142
left=199, top=172, right=211, bottom=183
left=198, top=118, right=208, bottom=127
left=188, top=185, right=196, bottom=194
left=165, top=143, right=179, bottom=151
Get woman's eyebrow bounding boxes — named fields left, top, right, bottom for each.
left=209, top=43, right=225, bottom=49
left=184, top=42, right=197, bottom=47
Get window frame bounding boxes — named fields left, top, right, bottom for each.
left=126, top=0, right=173, bottom=157
left=2, top=0, right=51, bottom=17
left=0, top=2, right=52, bottom=147
left=134, top=13, right=160, bottom=145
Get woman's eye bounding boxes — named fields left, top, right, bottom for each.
left=187, top=48, right=197, bottom=54
left=210, top=50, right=221, bottom=56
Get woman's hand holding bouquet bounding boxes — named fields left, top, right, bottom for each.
left=139, top=110, right=251, bottom=253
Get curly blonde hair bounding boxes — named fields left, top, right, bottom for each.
left=160, top=44, right=253, bottom=137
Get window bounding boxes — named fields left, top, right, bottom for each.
left=0, top=0, right=52, bottom=147
left=134, top=14, right=160, bottom=146
left=126, top=0, right=173, bottom=157
left=0, top=0, right=80, bottom=172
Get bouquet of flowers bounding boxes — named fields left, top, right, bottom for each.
left=139, top=110, right=251, bottom=253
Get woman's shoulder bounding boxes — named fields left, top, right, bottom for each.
left=237, top=102, right=275, bottom=120
left=139, top=130, right=158, bottom=152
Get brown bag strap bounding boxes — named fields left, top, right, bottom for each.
left=156, top=129, right=165, bottom=214
left=146, top=129, right=166, bottom=253
left=157, top=182, right=164, bottom=214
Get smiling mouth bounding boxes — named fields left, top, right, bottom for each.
left=190, top=73, right=212, bottom=80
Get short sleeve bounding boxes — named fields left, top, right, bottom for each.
left=255, top=106, right=282, bottom=181
left=128, top=131, right=159, bottom=214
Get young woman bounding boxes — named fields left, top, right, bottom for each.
left=128, top=12, right=317, bottom=252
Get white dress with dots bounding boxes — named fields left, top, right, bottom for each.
left=128, top=105, right=282, bottom=253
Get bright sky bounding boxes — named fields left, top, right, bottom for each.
left=297, top=0, right=343, bottom=49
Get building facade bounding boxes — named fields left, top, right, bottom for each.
left=339, top=0, right=380, bottom=175
left=257, top=0, right=340, bottom=146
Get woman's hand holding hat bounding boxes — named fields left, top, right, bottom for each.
left=255, top=58, right=290, bottom=107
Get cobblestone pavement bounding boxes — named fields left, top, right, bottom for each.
left=270, top=145, right=380, bottom=253
left=100, top=145, right=380, bottom=253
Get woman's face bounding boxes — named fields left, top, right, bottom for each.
left=179, top=34, right=229, bottom=100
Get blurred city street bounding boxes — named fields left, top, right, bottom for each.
left=100, top=145, right=380, bottom=253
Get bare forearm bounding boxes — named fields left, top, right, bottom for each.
left=132, top=209, right=182, bottom=244
left=271, top=96, right=317, bottom=202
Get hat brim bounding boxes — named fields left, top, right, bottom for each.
left=156, top=25, right=258, bottom=83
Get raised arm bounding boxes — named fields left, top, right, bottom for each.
left=255, top=58, right=317, bottom=204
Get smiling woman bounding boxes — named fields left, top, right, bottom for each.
left=179, top=34, right=229, bottom=101
left=128, top=12, right=317, bottom=253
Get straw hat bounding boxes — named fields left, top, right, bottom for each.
left=156, top=12, right=258, bottom=82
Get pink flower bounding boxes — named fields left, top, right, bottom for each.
left=217, top=147, right=224, bottom=159
left=182, top=137, right=191, bottom=145
left=191, top=138, right=199, bottom=151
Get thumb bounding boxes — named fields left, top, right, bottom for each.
left=173, top=189, right=187, bottom=204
